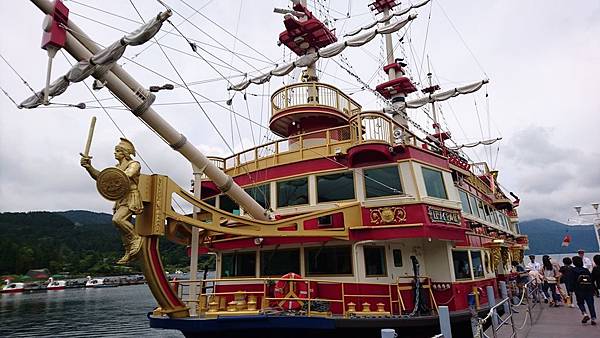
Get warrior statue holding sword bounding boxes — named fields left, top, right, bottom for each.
left=79, top=117, right=143, bottom=264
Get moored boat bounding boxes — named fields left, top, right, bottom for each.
left=46, top=277, right=67, bottom=290
left=85, top=276, right=117, bottom=288
left=22, top=0, right=528, bottom=337
left=1, top=279, right=26, bottom=294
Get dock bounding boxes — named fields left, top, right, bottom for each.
left=482, top=295, right=600, bottom=338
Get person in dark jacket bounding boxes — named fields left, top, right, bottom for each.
left=572, top=255, right=596, bottom=325
left=593, top=254, right=600, bottom=297
left=559, top=257, right=576, bottom=307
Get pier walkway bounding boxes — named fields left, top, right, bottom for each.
left=485, top=296, right=600, bottom=338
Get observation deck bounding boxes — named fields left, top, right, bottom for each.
left=270, top=82, right=361, bottom=137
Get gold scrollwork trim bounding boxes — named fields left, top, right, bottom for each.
left=369, top=207, right=407, bottom=225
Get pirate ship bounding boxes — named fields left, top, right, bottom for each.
left=21, top=0, right=528, bottom=337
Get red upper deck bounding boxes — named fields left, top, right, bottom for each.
left=278, top=3, right=337, bottom=56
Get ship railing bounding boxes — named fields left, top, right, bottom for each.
left=202, top=111, right=446, bottom=177
left=271, top=82, right=361, bottom=118
left=175, top=276, right=437, bottom=318
left=349, top=111, right=394, bottom=146
left=209, top=124, right=353, bottom=177
left=475, top=279, right=543, bottom=338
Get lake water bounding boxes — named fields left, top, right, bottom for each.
left=0, top=284, right=183, bottom=337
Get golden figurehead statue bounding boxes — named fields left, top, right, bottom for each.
left=80, top=137, right=143, bottom=264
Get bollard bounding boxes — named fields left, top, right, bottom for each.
left=381, top=328, right=397, bottom=338
left=487, top=285, right=498, bottom=328
left=438, top=305, right=452, bottom=338
left=499, top=281, right=510, bottom=315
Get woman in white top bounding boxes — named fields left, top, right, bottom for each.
left=541, top=255, right=562, bottom=307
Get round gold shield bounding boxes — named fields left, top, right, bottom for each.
left=96, top=167, right=129, bottom=201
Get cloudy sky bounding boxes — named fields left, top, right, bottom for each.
left=0, top=0, right=598, bottom=223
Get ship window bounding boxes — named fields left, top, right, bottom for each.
left=477, top=198, right=486, bottom=220
left=317, top=171, right=355, bottom=203
left=364, top=166, right=403, bottom=198
left=245, top=184, right=270, bottom=209
left=459, top=190, right=471, bottom=214
left=452, top=251, right=472, bottom=280
left=471, top=251, right=484, bottom=278
left=260, top=249, right=300, bottom=276
left=483, top=204, right=492, bottom=223
left=219, top=195, right=240, bottom=215
left=277, top=177, right=309, bottom=207
left=392, top=249, right=403, bottom=267
left=363, top=246, right=387, bottom=277
left=203, top=197, right=216, bottom=206
left=221, top=251, right=256, bottom=277
left=422, top=167, right=448, bottom=199
left=305, top=246, right=352, bottom=276
left=468, top=194, right=481, bottom=218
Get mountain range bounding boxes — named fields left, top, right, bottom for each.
left=1, top=210, right=596, bottom=276
left=519, top=218, right=599, bottom=255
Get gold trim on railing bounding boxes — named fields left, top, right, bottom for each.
left=173, top=275, right=437, bottom=318
left=271, top=82, right=361, bottom=118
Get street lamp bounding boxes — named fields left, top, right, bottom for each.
left=573, top=203, right=600, bottom=253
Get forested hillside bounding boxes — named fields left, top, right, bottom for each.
left=0, top=210, right=197, bottom=275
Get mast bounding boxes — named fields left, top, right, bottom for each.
left=371, top=0, right=417, bottom=131
left=28, top=0, right=270, bottom=221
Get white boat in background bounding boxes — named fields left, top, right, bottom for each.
left=85, top=276, right=118, bottom=288
left=1, top=279, right=25, bottom=293
left=47, top=277, right=67, bottom=290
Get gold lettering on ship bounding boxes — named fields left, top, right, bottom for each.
left=427, top=206, right=461, bottom=225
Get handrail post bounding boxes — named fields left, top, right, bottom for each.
left=487, top=285, right=498, bottom=331
left=438, top=305, right=452, bottom=338
left=499, top=281, right=509, bottom=317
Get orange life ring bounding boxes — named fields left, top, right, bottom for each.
left=273, top=272, right=311, bottom=310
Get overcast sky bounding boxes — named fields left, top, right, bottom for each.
left=0, top=0, right=598, bottom=223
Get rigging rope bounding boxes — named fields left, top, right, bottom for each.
left=129, top=1, right=235, bottom=156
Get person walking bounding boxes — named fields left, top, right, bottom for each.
left=541, top=255, right=562, bottom=307
left=578, top=250, right=593, bottom=271
left=572, top=255, right=597, bottom=325
left=526, top=255, right=541, bottom=272
left=592, top=254, right=600, bottom=298
left=559, top=257, right=576, bottom=307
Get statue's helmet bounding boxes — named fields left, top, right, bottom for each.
left=116, top=138, right=136, bottom=156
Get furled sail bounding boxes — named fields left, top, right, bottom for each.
left=344, top=0, right=430, bottom=37
left=448, top=137, right=502, bottom=150
left=402, top=79, right=489, bottom=109
left=228, top=13, right=417, bottom=91
left=19, top=11, right=171, bottom=109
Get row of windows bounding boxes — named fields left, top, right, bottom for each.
left=452, top=250, right=486, bottom=280
left=458, top=190, right=510, bottom=229
left=221, top=246, right=403, bottom=278
left=208, top=165, right=449, bottom=213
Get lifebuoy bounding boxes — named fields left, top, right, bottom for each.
left=273, top=272, right=311, bottom=310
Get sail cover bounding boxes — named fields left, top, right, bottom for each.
left=401, top=79, right=489, bottom=109
left=19, top=11, right=171, bottom=109
left=228, top=13, right=417, bottom=91
left=344, top=0, right=430, bottom=37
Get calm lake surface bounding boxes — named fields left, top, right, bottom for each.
left=0, top=284, right=183, bottom=337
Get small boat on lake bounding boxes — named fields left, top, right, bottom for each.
left=1, top=279, right=26, bottom=294
left=85, top=276, right=117, bottom=288
left=47, top=277, right=67, bottom=290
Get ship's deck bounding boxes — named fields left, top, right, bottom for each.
left=487, top=296, right=600, bottom=337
